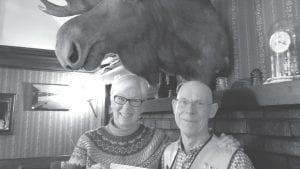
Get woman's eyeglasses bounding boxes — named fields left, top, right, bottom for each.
left=114, top=95, right=144, bottom=107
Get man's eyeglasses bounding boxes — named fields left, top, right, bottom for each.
left=174, top=98, right=212, bottom=107
left=114, top=95, right=144, bottom=107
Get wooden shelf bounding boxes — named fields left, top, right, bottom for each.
left=216, top=80, right=300, bottom=109
left=143, top=80, right=300, bottom=112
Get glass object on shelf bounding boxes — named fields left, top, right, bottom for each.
left=266, top=19, right=300, bottom=84
left=157, top=72, right=177, bottom=98
left=216, top=77, right=228, bottom=91
left=251, top=68, right=263, bottom=86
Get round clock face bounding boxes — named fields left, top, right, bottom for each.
left=269, top=31, right=291, bottom=53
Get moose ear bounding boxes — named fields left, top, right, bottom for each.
left=39, top=0, right=103, bottom=17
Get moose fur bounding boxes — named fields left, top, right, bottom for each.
left=40, top=0, right=230, bottom=85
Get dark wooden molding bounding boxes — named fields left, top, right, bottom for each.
left=0, top=45, right=66, bottom=71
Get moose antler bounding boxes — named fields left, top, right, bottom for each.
left=39, top=0, right=102, bottom=17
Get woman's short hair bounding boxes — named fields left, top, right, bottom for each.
left=110, top=74, right=150, bottom=99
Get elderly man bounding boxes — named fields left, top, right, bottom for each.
left=162, top=81, right=254, bottom=169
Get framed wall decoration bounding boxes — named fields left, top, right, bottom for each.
left=23, top=83, right=70, bottom=111
left=0, top=93, right=15, bottom=134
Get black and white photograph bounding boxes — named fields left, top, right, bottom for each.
left=0, top=0, right=300, bottom=169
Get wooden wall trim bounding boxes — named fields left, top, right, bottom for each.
left=0, top=45, right=66, bottom=71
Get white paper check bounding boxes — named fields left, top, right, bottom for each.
left=110, top=163, right=147, bottom=169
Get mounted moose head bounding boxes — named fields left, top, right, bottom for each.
left=40, top=0, right=230, bottom=85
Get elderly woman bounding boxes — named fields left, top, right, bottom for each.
left=62, top=74, right=239, bottom=169
left=65, top=74, right=169, bottom=169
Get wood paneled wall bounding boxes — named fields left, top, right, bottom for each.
left=0, top=67, right=103, bottom=159
left=212, top=0, right=300, bottom=83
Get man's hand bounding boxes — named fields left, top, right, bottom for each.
left=218, top=133, right=241, bottom=149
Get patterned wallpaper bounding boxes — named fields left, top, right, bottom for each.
left=0, top=68, right=104, bottom=159
left=212, top=0, right=300, bottom=84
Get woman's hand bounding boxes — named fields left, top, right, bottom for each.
left=61, top=162, right=85, bottom=169
left=218, top=133, right=241, bottom=149
left=88, top=163, right=107, bottom=169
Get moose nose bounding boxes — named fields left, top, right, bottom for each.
left=68, top=47, right=79, bottom=64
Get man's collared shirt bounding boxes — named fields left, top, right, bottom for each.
left=164, top=136, right=255, bottom=169
left=173, top=140, right=204, bottom=169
